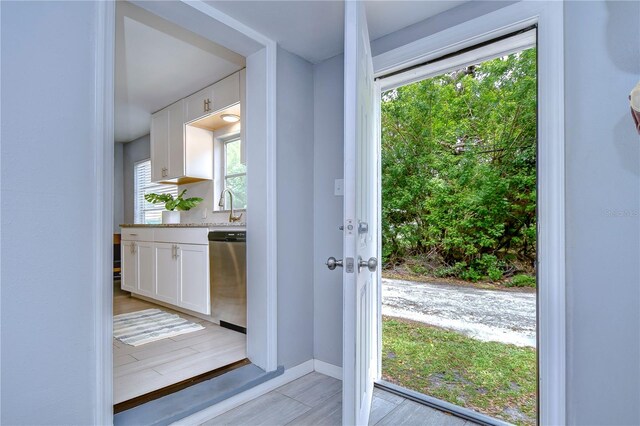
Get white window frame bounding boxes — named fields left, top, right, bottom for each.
left=222, top=136, right=246, bottom=210
left=133, top=159, right=178, bottom=224
left=372, top=2, right=565, bottom=425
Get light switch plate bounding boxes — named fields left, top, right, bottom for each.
left=201, top=208, right=208, bottom=219
left=334, top=179, right=344, bottom=196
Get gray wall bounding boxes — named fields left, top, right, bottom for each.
left=114, top=142, right=124, bottom=232
left=276, top=47, right=315, bottom=368
left=313, top=54, right=345, bottom=367
left=123, top=134, right=151, bottom=224
left=1, top=2, right=103, bottom=424
left=564, top=2, right=640, bottom=424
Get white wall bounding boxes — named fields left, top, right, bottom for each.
left=275, top=47, right=315, bottom=368
left=1, top=1, right=103, bottom=424
left=564, top=2, right=640, bottom=424
left=313, top=54, right=345, bottom=367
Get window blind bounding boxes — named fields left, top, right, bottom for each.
left=134, top=160, right=178, bottom=224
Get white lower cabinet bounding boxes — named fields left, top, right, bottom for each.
left=121, top=241, right=136, bottom=292
left=155, top=243, right=179, bottom=305
left=120, top=230, right=211, bottom=316
left=136, top=241, right=156, bottom=298
left=178, top=244, right=210, bottom=315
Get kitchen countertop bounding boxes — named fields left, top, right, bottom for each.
left=120, top=223, right=245, bottom=228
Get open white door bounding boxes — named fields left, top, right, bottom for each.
left=342, top=1, right=377, bottom=425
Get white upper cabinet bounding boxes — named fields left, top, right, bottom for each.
left=212, top=72, right=240, bottom=114
left=151, top=99, right=213, bottom=184
left=150, top=107, right=169, bottom=182
left=185, top=86, right=214, bottom=124
left=151, top=70, right=243, bottom=184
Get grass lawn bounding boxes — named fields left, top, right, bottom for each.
left=382, top=316, right=537, bottom=425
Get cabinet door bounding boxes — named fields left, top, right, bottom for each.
left=121, top=241, right=136, bottom=292
left=150, top=108, right=169, bottom=182
left=212, top=72, right=240, bottom=113
left=155, top=243, right=179, bottom=305
left=184, top=86, right=213, bottom=123
left=136, top=241, right=155, bottom=297
left=178, top=244, right=210, bottom=315
left=166, top=100, right=185, bottom=180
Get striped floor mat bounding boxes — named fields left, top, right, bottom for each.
left=113, top=309, right=204, bottom=346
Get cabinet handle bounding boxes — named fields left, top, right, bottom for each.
left=204, top=98, right=211, bottom=112
left=175, top=245, right=180, bottom=258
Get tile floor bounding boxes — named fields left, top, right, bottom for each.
left=202, top=372, right=478, bottom=426
left=113, top=284, right=246, bottom=404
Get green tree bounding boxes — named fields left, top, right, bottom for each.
left=381, top=48, right=537, bottom=281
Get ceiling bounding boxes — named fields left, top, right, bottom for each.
left=115, top=2, right=245, bottom=143
left=207, top=1, right=466, bottom=64
left=116, top=1, right=465, bottom=142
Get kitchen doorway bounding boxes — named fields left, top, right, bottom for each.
left=102, top=0, right=278, bottom=419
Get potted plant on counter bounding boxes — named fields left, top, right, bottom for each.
left=144, top=189, right=203, bottom=224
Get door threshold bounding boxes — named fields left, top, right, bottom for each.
left=114, top=358, right=250, bottom=414
left=374, top=380, right=512, bottom=426
left=114, top=362, right=284, bottom=426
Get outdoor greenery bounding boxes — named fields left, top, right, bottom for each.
left=145, top=189, right=203, bottom=211
left=381, top=48, right=537, bottom=283
left=382, top=317, right=537, bottom=425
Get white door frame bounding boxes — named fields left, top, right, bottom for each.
left=372, top=2, right=565, bottom=425
left=93, top=1, right=278, bottom=424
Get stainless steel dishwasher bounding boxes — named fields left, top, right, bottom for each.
left=208, top=230, right=246, bottom=333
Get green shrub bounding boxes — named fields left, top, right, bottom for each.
left=508, top=274, right=536, bottom=288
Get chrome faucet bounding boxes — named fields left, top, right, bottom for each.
left=218, top=188, right=243, bottom=222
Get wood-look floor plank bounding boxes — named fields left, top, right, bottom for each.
left=114, top=347, right=198, bottom=378
left=276, top=372, right=342, bottom=407
left=203, top=392, right=311, bottom=426
left=285, top=391, right=342, bottom=426
left=113, top=289, right=247, bottom=404
left=113, top=369, right=168, bottom=404
left=114, top=354, right=137, bottom=367
left=153, top=344, right=245, bottom=376
left=368, top=395, right=400, bottom=425
left=375, top=399, right=468, bottom=426
left=373, top=388, right=405, bottom=405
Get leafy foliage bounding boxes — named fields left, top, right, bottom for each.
left=381, top=48, right=537, bottom=282
left=145, top=189, right=203, bottom=211
left=508, top=274, right=537, bottom=288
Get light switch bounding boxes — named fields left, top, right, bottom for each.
left=201, top=208, right=208, bottom=219
left=334, top=179, right=344, bottom=196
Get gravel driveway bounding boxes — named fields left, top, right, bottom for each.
left=382, top=278, right=536, bottom=347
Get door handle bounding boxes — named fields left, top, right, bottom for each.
left=358, top=256, right=378, bottom=272
left=326, top=257, right=343, bottom=270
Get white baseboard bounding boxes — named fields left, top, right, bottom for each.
left=172, top=359, right=314, bottom=425
left=313, top=359, right=343, bottom=380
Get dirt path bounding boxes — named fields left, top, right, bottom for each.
left=382, top=278, right=536, bottom=347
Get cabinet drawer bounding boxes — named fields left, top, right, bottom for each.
left=121, top=228, right=154, bottom=241
left=154, top=228, right=208, bottom=245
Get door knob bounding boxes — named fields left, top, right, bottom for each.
left=359, top=256, right=378, bottom=272
left=326, top=257, right=343, bottom=270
